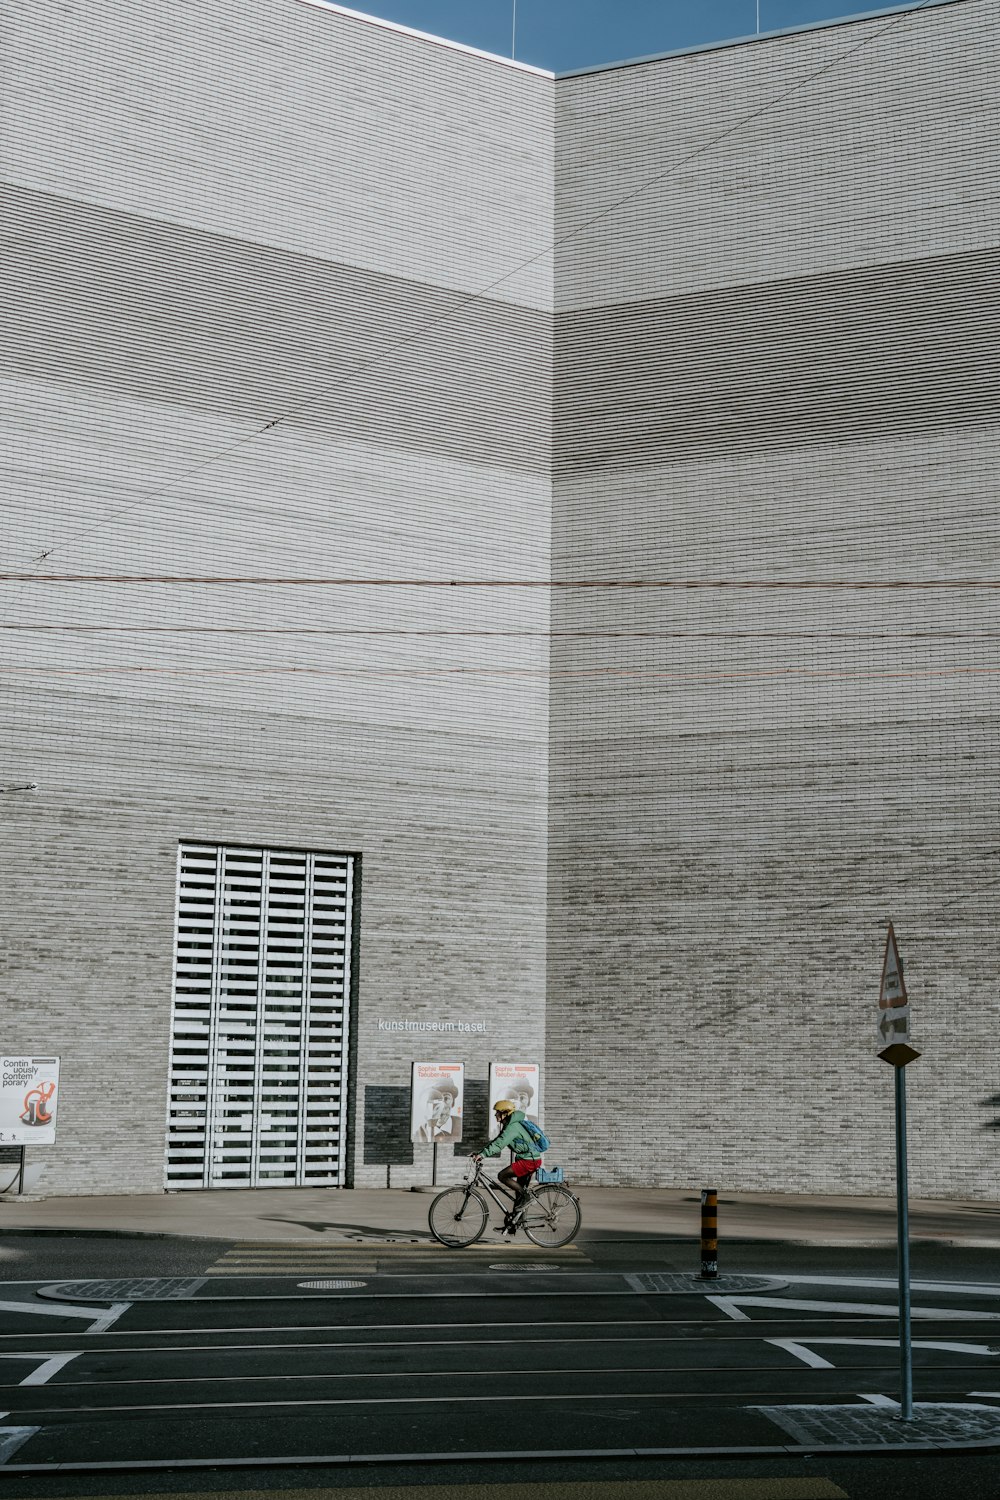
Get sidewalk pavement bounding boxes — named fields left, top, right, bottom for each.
left=1, top=1183, right=998, bottom=1246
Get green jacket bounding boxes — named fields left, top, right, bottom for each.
left=481, top=1109, right=541, bottom=1162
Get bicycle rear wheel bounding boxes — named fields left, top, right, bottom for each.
left=522, top=1183, right=581, bottom=1247
left=428, top=1185, right=489, bottom=1247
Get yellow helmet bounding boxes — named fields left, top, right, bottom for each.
left=493, top=1099, right=515, bottom=1116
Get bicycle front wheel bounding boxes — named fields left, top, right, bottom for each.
left=522, top=1183, right=581, bottom=1248
left=428, top=1186, right=489, bottom=1247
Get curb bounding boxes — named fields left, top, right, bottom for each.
left=0, top=1225, right=237, bottom=1243
left=2, top=1437, right=999, bottom=1475
left=1, top=1224, right=999, bottom=1248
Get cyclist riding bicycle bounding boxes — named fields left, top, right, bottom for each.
left=472, top=1099, right=542, bottom=1226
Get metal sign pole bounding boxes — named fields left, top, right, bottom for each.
left=432, top=1141, right=438, bottom=1189
left=895, top=1062, right=913, bottom=1420
left=16, top=1146, right=25, bottom=1196
left=878, top=923, right=919, bottom=1423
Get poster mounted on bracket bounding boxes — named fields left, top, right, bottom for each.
left=410, top=1062, right=464, bottom=1144
left=0, top=1057, right=61, bottom=1146
left=488, top=1061, right=541, bottom=1138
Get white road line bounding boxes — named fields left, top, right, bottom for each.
left=704, top=1297, right=752, bottom=1321
left=8, top=1388, right=925, bottom=1417
left=4, top=1350, right=993, bottom=1393
left=858, top=1393, right=898, bottom=1406
left=0, top=1300, right=130, bottom=1333
left=766, top=1339, right=835, bottom=1368
left=0, top=1352, right=82, bottom=1385
left=0, top=1361, right=887, bottom=1391
left=768, top=1337, right=999, bottom=1368
left=0, top=1316, right=771, bottom=1339
left=2, top=1306, right=991, bottom=1348
left=0, top=1411, right=39, bottom=1465
left=818, top=1339, right=998, bottom=1357
left=0, top=1331, right=859, bottom=1357
left=701, top=1295, right=1000, bottom=1322
left=783, top=1275, right=1000, bottom=1298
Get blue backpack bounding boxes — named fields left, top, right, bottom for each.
left=520, top=1117, right=550, bottom=1153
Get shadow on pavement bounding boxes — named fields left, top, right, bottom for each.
left=258, top=1216, right=434, bottom=1241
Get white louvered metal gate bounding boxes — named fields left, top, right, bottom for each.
left=165, top=842, right=355, bottom=1189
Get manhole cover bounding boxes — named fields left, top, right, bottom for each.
left=297, top=1279, right=367, bottom=1290
left=489, top=1263, right=561, bottom=1271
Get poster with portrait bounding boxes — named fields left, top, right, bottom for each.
left=488, top=1062, right=541, bottom=1138
left=0, top=1056, right=61, bottom=1146
left=410, top=1062, right=464, bottom=1145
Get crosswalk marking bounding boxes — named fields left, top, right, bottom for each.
left=205, top=1241, right=587, bottom=1275
left=205, top=1255, right=378, bottom=1276
left=210, top=1238, right=585, bottom=1249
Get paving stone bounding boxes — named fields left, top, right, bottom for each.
left=624, top=1272, right=785, bottom=1294
left=756, top=1400, right=1000, bottom=1447
left=43, top=1276, right=207, bottom=1301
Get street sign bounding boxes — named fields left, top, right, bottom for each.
left=879, top=923, right=907, bottom=1010
left=878, top=925, right=920, bottom=1067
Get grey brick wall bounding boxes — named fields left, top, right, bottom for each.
left=3, top=0, right=552, bottom=307
left=547, top=0, right=1000, bottom=1197
left=4, top=0, right=997, bottom=1202
left=1, top=0, right=553, bottom=1195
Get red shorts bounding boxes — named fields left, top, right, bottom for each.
left=510, top=1158, right=542, bottom=1179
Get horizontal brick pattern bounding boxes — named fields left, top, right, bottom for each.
left=555, top=247, right=1000, bottom=470
left=4, top=184, right=551, bottom=474
left=1, top=0, right=551, bottom=1195
left=3, top=0, right=553, bottom=308
left=4, top=0, right=998, bottom=1202
left=554, top=0, right=996, bottom=308
left=548, top=0, right=1000, bottom=1198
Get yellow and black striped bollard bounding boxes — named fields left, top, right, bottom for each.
left=700, top=1188, right=718, bottom=1279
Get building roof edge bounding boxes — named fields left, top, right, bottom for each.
left=294, top=0, right=555, bottom=77
left=555, top=0, right=963, bottom=79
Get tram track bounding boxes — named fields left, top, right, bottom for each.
left=1, top=1276, right=999, bottom=1470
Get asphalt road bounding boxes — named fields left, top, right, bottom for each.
left=0, top=1257, right=999, bottom=1484
left=1, top=1233, right=1000, bottom=1498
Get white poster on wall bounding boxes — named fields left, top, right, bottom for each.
left=488, top=1062, right=541, bottom=1137
left=410, top=1062, right=464, bottom=1144
left=0, top=1056, right=61, bottom=1146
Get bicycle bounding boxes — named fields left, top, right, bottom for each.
left=428, top=1160, right=581, bottom=1248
